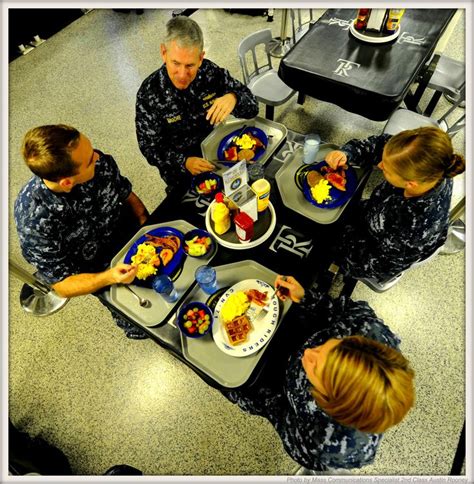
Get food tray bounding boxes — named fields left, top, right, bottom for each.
left=275, top=144, right=368, bottom=224
left=204, top=201, right=277, bottom=250
left=108, top=220, right=216, bottom=327
left=200, top=116, right=288, bottom=170
left=175, top=260, right=292, bottom=388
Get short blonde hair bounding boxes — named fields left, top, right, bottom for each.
left=22, top=124, right=81, bottom=181
left=312, top=335, right=415, bottom=433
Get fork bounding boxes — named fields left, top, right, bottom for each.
left=249, top=289, right=277, bottom=322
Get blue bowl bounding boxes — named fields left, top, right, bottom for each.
left=177, top=302, right=214, bottom=339
left=192, top=172, right=222, bottom=197
left=184, top=229, right=216, bottom=258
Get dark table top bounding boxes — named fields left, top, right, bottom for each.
left=99, top=129, right=367, bottom=390
left=278, top=8, right=456, bottom=121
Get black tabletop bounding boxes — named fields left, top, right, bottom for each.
left=99, top=130, right=367, bottom=390
left=278, top=8, right=456, bottom=121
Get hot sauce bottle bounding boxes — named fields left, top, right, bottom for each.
left=355, top=8, right=371, bottom=31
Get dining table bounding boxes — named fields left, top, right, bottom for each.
left=98, top=125, right=370, bottom=391
left=278, top=8, right=457, bottom=121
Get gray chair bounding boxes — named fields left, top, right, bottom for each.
left=357, top=245, right=443, bottom=293
left=410, top=54, right=465, bottom=116
left=385, top=84, right=465, bottom=138
left=238, top=28, right=297, bottom=120
left=290, top=9, right=315, bottom=44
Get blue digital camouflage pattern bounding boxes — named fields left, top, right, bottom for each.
left=224, top=287, right=401, bottom=470
left=14, top=151, right=132, bottom=284
left=135, top=59, right=259, bottom=188
left=338, top=134, right=452, bottom=279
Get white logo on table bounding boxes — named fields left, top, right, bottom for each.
left=269, top=225, right=313, bottom=258
left=334, top=59, right=361, bottom=77
left=398, top=32, right=425, bottom=46
left=328, top=17, right=353, bottom=30
left=182, top=189, right=211, bottom=216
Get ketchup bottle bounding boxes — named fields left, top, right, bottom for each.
left=234, top=211, right=254, bottom=244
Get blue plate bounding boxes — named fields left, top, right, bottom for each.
left=302, top=162, right=358, bottom=209
left=192, top=172, right=223, bottom=198
left=217, top=126, right=268, bottom=164
left=124, top=227, right=185, bottom=287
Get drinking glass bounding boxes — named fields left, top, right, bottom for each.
left=303, top=133, right=321, bottom=164
left=247, top=162, right=265, bottom=183
left=195, top=265, right=217, bottom=295
left=152, top=274, right=179, bottom=303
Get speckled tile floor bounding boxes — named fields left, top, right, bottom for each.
left=7, top=7, right=467, bottom=478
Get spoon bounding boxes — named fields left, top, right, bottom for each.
left=122, top=285, right=151, bottom=308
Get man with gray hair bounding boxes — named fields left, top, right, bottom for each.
left=135, top=16, right=259, bottom=193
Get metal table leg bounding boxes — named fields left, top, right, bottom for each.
left=440, top=197, right=465, bottom=255
left=9, top=260, right=69, bottom=316
left=269, top=9, right=291, bottom=58
left=440, top=219, right=465, bottom=255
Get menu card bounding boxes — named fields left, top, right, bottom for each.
left=222, top=161, right=257, bottom=221
left=222, top=161, right=248, bottom=197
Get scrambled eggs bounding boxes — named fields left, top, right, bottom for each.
left=310, top=179, right=332, bottom=204
left=221, top=291, right=250, bottom=322
left=233, top=133, right=256, bottom=150
left=131, top=243, right=160, bottom=280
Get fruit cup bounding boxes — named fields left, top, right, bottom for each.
left=176, top=301, right=214, bottom=338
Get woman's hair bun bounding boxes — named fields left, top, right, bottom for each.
left=445, top=153, right=466, bottom=178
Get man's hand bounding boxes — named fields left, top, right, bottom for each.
left=274, top=275, right=305, bottom=303
left=206, top=93, right=237, bottom=126
left=109, top=263, right=137, bottom=285
left=325, top=150, right=348, bottom=170
left=185, top=157, right=216, bottom=175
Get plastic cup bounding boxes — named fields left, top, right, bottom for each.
left=195, top=265, right=217, bottom=295
left=152, top=274, right=179, bottom=303
left=247, top=163, right=265, bottom=183
left=303, top=134, right=321, bottom=164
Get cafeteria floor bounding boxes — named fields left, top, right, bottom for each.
left=7, top=7, right=467, bottom=478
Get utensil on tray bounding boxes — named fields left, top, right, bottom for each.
left=247, top=288, right=277, bottom=322
left=211, top=159, right=254, bottom=171
left=123, top=284, right=151, bottom=308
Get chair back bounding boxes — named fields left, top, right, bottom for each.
left=438, top=84, right=465, bottom=137
left=428, top=54, right=465, bottom=98
left=384, top=83, right=465, bottom=138
left=412, top=54, right=465, bottom=116
left=238, top=28, right=273, bottom=85
left=290, top=9, right=315, bottom=44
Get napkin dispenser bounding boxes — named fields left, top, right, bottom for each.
left=229, top=185, right=258, bottom=222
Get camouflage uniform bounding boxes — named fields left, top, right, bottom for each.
left=224, top=287, right=401, bottom=470
left=135, top=59, right=259, bottom=191
left=337, top=134, right=452, bottom=280
left=14, top=151, right=145, bottom=338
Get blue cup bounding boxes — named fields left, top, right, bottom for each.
left=152, top=274, right=179, bottom=303
left=195, top=265, right=217, bottom=295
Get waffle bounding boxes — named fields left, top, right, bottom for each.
left=224, top=315, right=253, bottom=346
